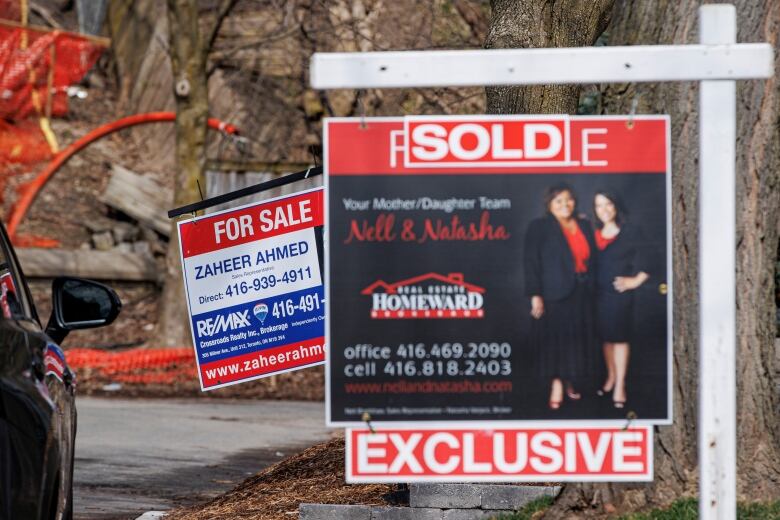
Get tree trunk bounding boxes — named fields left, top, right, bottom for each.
left=485, top=0, right=614, bottom=115
left=715, top=0, right=780, bottom=501
left=486, top=0, right=780, bottom=516
left=155, top=0, right=210, bottom=347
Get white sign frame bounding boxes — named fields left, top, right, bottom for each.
left=310, top=5, right=773, bottom=518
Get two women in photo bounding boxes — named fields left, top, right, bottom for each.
left=524, top=184, right=650, bottom=410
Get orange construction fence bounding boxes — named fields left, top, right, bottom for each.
left=0, top=20, right=106, bottom=122
left=66, top=347, right=197, bottom=385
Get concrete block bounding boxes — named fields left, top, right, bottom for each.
left=442, top=509, right=505, bottom=520
left=85, top=216, right=114, bottom=233
left=410, top=484, right=481, bottom=509
left=114, top=242, right=133, bottom=253
left=132, top=240, right=152, bottom=256
left=299, top=503, right=372, bottom=520
left=479, top=485, right=561, bottom=510
left=92, top=230, right=115, bottom=250
left=371, top=506, right=443, bottom=519
left=113, top=222, right=141, bottom=243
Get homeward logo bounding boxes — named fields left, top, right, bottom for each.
left=196, top=310, right=251, bottom=337
left=361, top=273, right=485, bottom=319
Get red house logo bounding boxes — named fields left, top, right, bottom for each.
left=361, top=273, right=485, bottom=319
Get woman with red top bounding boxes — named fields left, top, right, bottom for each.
left=593, top=191, right=650, bottom=408
left=524, top=184, right=598, bottom=410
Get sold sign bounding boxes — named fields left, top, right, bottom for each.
left=407, top=120, right=566, bottom=164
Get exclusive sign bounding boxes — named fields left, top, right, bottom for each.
left=178, top=188, right=325, bottom=390
left=325, top=116, right=671, bottom=425
left=346, top=426, right=653, bottom=483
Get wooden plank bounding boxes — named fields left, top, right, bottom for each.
left=204, top=170, right=322, bottom=214
left=100, top=164, right=172, bottom=236
left=17, top=248, right=159, bottom=282
left=205, top=160, right=311, bottom=173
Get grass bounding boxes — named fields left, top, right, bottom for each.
left=737, top=501, right=780, bottom=519
left=619, top=498, right=698, bottom=519
left=492, top=498, right=780, bottom=520
left=621, top=499, right=780, bottom=519
left=492, top=496, right=554, bottom=520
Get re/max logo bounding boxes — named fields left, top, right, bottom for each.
left=196, top=310, right=251, bottom=337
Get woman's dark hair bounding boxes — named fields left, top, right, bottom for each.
left=593, top=189, right=627, bottom=229
left=543, top=183, right=576, bottom=215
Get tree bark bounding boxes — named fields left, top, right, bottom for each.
left=723, top=0, right=780, bottom=501
left=486, top=0, right=780, bottom=516
left=484, top=0, right=614, bottom=115
left=155, top=0, right=211, bottom=347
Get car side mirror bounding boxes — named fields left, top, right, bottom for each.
left=45, top=277, right=122, bottom=344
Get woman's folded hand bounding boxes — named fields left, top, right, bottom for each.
left=531, top=295, right=545, bottom=319
left=613, top=271, right=649, bottom=293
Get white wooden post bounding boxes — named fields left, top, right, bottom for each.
left=698, top=5, right=737, bottom=520
left=310, top=4, right=773, bottom=517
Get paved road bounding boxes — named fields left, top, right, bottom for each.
left=74, top=397, right=331, bottom=520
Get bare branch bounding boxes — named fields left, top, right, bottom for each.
left=30, top=1, right=62, bottom=29
left=204, top=0, right=240, bottom=56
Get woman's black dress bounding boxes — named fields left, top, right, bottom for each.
left=524, top=215, right=598, bottom=383
left=595, top=223, right=649, bottom=342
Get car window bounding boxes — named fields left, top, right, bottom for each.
left=0, top=229, right=34, bottom=321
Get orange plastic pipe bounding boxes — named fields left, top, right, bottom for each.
left=7, top=111, right=239, bottom=239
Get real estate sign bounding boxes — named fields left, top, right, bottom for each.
left=346, top=425, right=653, bottom=482
left=325, top=115, right=668, bottom=481
left=178, top=188, right=325, bottom=390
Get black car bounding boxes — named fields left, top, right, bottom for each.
left=0, top=223, right=121, bottom=520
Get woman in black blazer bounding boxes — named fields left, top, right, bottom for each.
left=524, top=184, right=598, bottom=410
left=592, top=191, right=650, bottom=408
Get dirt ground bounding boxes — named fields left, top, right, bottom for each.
left=165, top=436, right=398, bottom=520
left=162, top=436, right=559, bottom=519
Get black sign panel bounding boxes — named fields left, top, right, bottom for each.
left=325, top=116, right=671, bottom=425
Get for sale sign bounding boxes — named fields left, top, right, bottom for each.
left=346, top=426, right=653, bottom=483
left=325, top=116, right=671, bottom=425
left=178, top=188, right=325, bottom=390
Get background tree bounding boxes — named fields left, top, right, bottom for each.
left=156, top=0, right=238, bottom=347
left=487, top=0, right=780, bottom=516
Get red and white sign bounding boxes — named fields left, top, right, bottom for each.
left=326, top=115, right=668, bottom=174
left=177, top=188, right=325, bottom=391
left=179, top=191, right=324, bottom=259
left=346, top=426, right=653, bottom=483
left=43, top=343, right=69, bottom=383
left=405, top=117, right=570, bottom=167
left=0, top=271, right=17, bottom=318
